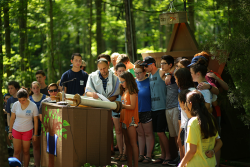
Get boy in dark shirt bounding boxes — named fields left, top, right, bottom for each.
left=60, top=53, right=88, bottom=95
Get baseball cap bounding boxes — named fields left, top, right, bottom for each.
left=4, top=93, right=10, bottom=98
left=8, top=157, right=22, bottom=167
left=187, top=56, right=208, bottom=67
left=140, top=56, right=156, bottom=66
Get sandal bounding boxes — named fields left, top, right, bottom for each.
left=120, top=154, right=127, bottom=162
left=138, top=155, right=145, bottom=162
left=142, top=157, right=152, bottom=163
left=153, top=158, right=164, bottom=164
left=115, top=154, right=123, bottom=161
left=162, top=159, right=173, bottom=166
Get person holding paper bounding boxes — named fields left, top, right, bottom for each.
left=85, top=58, right=120, bottom=101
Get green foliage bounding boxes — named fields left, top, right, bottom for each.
left=1, top=0, right=250, bottom=126
left=198, top=0, right=250, bottom=126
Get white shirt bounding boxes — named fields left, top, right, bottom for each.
left=12, top=101, right=38, bottom=132
left=181, top=87, right=196, bottom=128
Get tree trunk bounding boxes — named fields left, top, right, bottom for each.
left=47, top=0, right=55, bottom=84
left=19, top=0, right=27, bottom=71
left=188, top=0, right=195, bottom=33
left=0, top=7, right=10, bottom=166
left=124, top=0, right=137, bottom=62
left=95, top=0, right=102, bottom=55
left=3, top=1, right=11, bottom=77
left=88, top=0, right=94, bottom=71
left=75, top=25, right=80, bottom=53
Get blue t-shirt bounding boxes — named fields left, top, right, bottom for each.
left=29, top=94, right=46, bottom=131
left=60, top=69, right=88, bottom=95
left=136, top=78, right=151, bottom=112
left=29, top=94, right=47, bottom=110
left=6, top=96, right=18, bottom=116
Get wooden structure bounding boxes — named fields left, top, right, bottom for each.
left=41, top=103, right=111, bottom=167
left=141, top=22, right=226, bottom=75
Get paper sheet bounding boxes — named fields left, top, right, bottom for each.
left=97, top=93, right=110, bottom=102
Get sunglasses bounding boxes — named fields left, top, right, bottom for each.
left=119, top=81, right=125, bottom=84
left=48, top=89, right=58, bottom=93
left=135, top=72, right=143, bottom=75
left=145, top=63, right=153, bottom=68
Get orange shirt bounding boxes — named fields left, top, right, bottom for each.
left=120, top=91, right=139, bottom=128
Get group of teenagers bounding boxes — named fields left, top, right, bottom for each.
left=3, top=51, right=227, bottom=167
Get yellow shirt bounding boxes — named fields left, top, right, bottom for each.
left=186, top=117, right=218, bottom=167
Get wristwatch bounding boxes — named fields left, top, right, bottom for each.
left=165, top=73, right=172, bottom=76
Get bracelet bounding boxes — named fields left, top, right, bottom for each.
left=209, top=85, right=212, bottom=90
left=8, top=131, right=12, bottom=133
left=165, top=73, right=172, bottom=76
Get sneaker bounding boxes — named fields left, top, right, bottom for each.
left=167, top=156, right=180, bottom=166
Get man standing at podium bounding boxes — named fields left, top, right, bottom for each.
left=60, top=53, right=88, bottom=95
left=85, top=58, right=120, bottom=101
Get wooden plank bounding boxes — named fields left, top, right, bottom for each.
left=86, top=109, right=101, bottom=166
left=99, top=109, right=112, bottom=165
left=62, top=107, right=74, bottom=167
left=167, top=23, right=181, bottom=52
left=72, top=107, right=87, bottom=166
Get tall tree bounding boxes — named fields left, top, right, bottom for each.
left=3, top=0, right=11, bottom=77
left=88, top=0, right=94, bottom=71
left=95, top=0, right=102, bottom=55
left=0, top=6, right=10, bottom=166
left=47, top=0, right=55, bottom=83
left=124, top=0, right=137, bottom=62
left=19, top=0, right=28, bottom=71
left=188, top=0, right=195, bottom=32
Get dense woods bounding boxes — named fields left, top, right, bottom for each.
left=0, top=0, right=250, bottom=164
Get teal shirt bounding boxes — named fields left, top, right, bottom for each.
left=149, top=69, right=167, bottom=111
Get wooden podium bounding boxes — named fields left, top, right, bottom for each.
left=41, top=103, right=111, bottom=167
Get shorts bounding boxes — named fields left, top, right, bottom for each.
left=151, top=110, right=167, bottom=132
left=165, top=107, right=179, bottom=137
left=122, top=117, right=138, bottom=129
left=12, top=129, right=33, bottom=141
left=139, top=111, right=152, bottom=124
left=113, top=114, right=120, bottom=118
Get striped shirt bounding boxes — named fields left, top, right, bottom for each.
left=99, top=71, right=109, bottom=92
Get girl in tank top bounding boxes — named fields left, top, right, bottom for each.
left=119, top=71, right=139, bottom=167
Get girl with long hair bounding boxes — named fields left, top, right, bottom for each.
left=190, top=58, right=213, bottom=113
left=119, top=71, right=139, bottom=167
left=174, top=68, right=195, bottom=161
left=178, top=90, right=222, bottom=167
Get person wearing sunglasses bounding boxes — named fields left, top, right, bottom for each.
left=38, top=83, right=58, bottom=122
left=140, top=56, right=172, bottom=164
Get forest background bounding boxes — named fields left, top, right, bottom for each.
left=0, top=0, right=250, bottom=165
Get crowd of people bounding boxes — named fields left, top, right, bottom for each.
left=3, top=51, right=228, bottom=167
